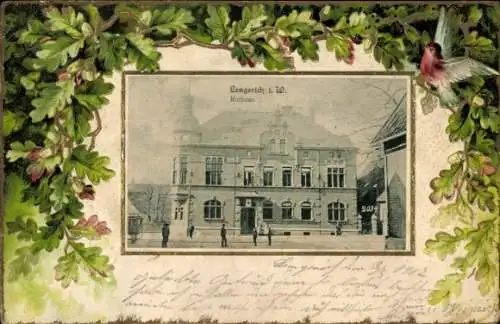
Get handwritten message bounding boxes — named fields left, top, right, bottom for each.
left=122, top=257, right=497, bottom=322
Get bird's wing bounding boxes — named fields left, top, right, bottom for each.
left=434, top=6, right=456, bottom=59
left=444, top=57, right=500, bottom=84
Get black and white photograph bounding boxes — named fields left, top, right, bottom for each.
left=123, top=72, right=413, bottom=253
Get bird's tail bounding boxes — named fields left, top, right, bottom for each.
left=438, top=85, right=459, bottom=107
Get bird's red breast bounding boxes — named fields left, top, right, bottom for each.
left=420, top=49, right=445, bottom=86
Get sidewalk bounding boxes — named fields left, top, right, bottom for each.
left=127, top=234, right=387, bottom=250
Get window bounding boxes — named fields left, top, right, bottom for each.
left=282, top=167, right=292, bottom=187
left=263, top=167, right=274, bottom=186
left=172, top=157, right=177, bottom=184
left=301, top=167, right=312, bottom=187
left=263, top=201, right=273, bottom=220
left=279, top=139, right=286, bottom=153
left=205, top=157, right=223, bottom=185
left=281, top=201, right=293, bottom=219
left=174, top=205, right=184, bottom=220
left=268, top=139, right=276, bottom=152
left=328, top=202, right=346, bottom=221
left=244, top=166, right=254, bottom=186
left=303, top=151, right=309, bottom=158
left=301, top=202, right=312, bottom=220
left=180, top=156, right=188, bottom=185
left=204, top=200, right=222, bottom=219
left=327, top=167, right=345, bottom=188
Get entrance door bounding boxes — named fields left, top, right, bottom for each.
left=240, top=208, right=255, bottom=235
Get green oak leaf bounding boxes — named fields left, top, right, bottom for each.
left=65, top=196, right=85, bottom=219
left=18, top=19, right=49, bottom=45
left=275, top=10, right=317, bottom=38
left=373, top=37, right=406, bottom=70
left=232, top=4, right=268, bottom=40
left=474, top=131, right=496, bottom=154
left=3, top=110, right=26, bottom=137
left=6, top=141, right=37, bottom=162
left=98, top=33, right=128, bottom=73
left=446, top=111, right=475, bottom=142
left=46, top=7, right=85, bottom=38
left=205, top=5, right=231, bottom=42
left=70, top=146, right=116, bottom=185
left=125, top=32, right=161, bottom=72
left=430, top=201, right=472, bottom=228
left=85, top=5, right=101, bottom=32
left=464, top=220, right=498, bottom=295
left=479, top=107, right=500, bottom=133
left=325, top=34, right=350, bottom=57
left=260, top=43, right=292, bottom=71
left=8, top=247, right=41, bottom=282
left=150, top=7, right=195, bottom=35
left=49, top=174, right=71, bottom=212
left=34, top=36, right=85, bottom=72
left=72, top=243, right=114, bottom=278
left=462, top=31, right=496, bottom=62
left=30, top=80, right=75, bottom=123
left=75, top=78, right=114, bottom=110
left=428, top=273, right=465, bottom=305
left=424, top=231, right=463, bottom=261
left=64, top=106, right=92, bottom=143
left=296, top=38, right=319, bottom=61
left=468, top=6, right=483, bottom=25
left=486, top=5, right=500, bottom=29
left=20, top=72, right=41, bottom=91
left=429, top=163, right=463, bottom=204
left=7, top=216, right=38, bottom=241
left=55, top=251, right=80, bottom=288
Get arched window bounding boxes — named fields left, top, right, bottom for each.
left=328, top=202, right=345, bottom=221
left=204, top=200, right=222, bottom=219
left=263, top=201, right=274, bottom=220
left=174, top=205, right=184, bottom=220
left=281, top=201, right=293, bottom=219
left=268, top=139, right=276, bottom=152
left=301, top=202, right=312, bottom=220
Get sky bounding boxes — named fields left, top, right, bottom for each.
left=126, top=74, right=408, bottom=184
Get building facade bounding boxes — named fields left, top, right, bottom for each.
left=370, top=94, right=407, bottom=249
left=167, top=98, right=359, bottom=237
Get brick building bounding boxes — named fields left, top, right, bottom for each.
left=167, top=96, right=359, bottom=237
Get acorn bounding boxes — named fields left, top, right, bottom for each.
left=351, top=35, right=363, bottom=45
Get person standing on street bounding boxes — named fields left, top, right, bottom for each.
left=267, top=225, right=272, bottom=246
left=252, top=227, right=258, bottom=246
left=189, top=224, right=195, bottom=240
left=162, top=223, right=170, bottom=248
left=220, top=224, right=227, bottom=248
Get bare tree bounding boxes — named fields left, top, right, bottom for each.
left=155, top=192, right=163, bottom=222
left=144, top=186, right=154, bottom=222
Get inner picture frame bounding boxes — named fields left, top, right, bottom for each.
left=121, top=71, right=415, bottom=256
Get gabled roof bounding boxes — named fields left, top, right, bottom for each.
left=371, top=94, right=407, bottom=144
left=200, top=109, right=354, bottom=147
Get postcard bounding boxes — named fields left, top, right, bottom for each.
left=1, top=2, right=499, bottom=324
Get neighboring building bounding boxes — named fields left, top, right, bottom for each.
left=370, top=94, right=407, bottom=247
left=166, top=96, right=359, bottom=237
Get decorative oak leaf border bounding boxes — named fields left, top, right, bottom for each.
left=2, top=0, right=499, bottom=313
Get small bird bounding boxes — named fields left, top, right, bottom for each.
left=418, top=6, right=499, bottom=113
